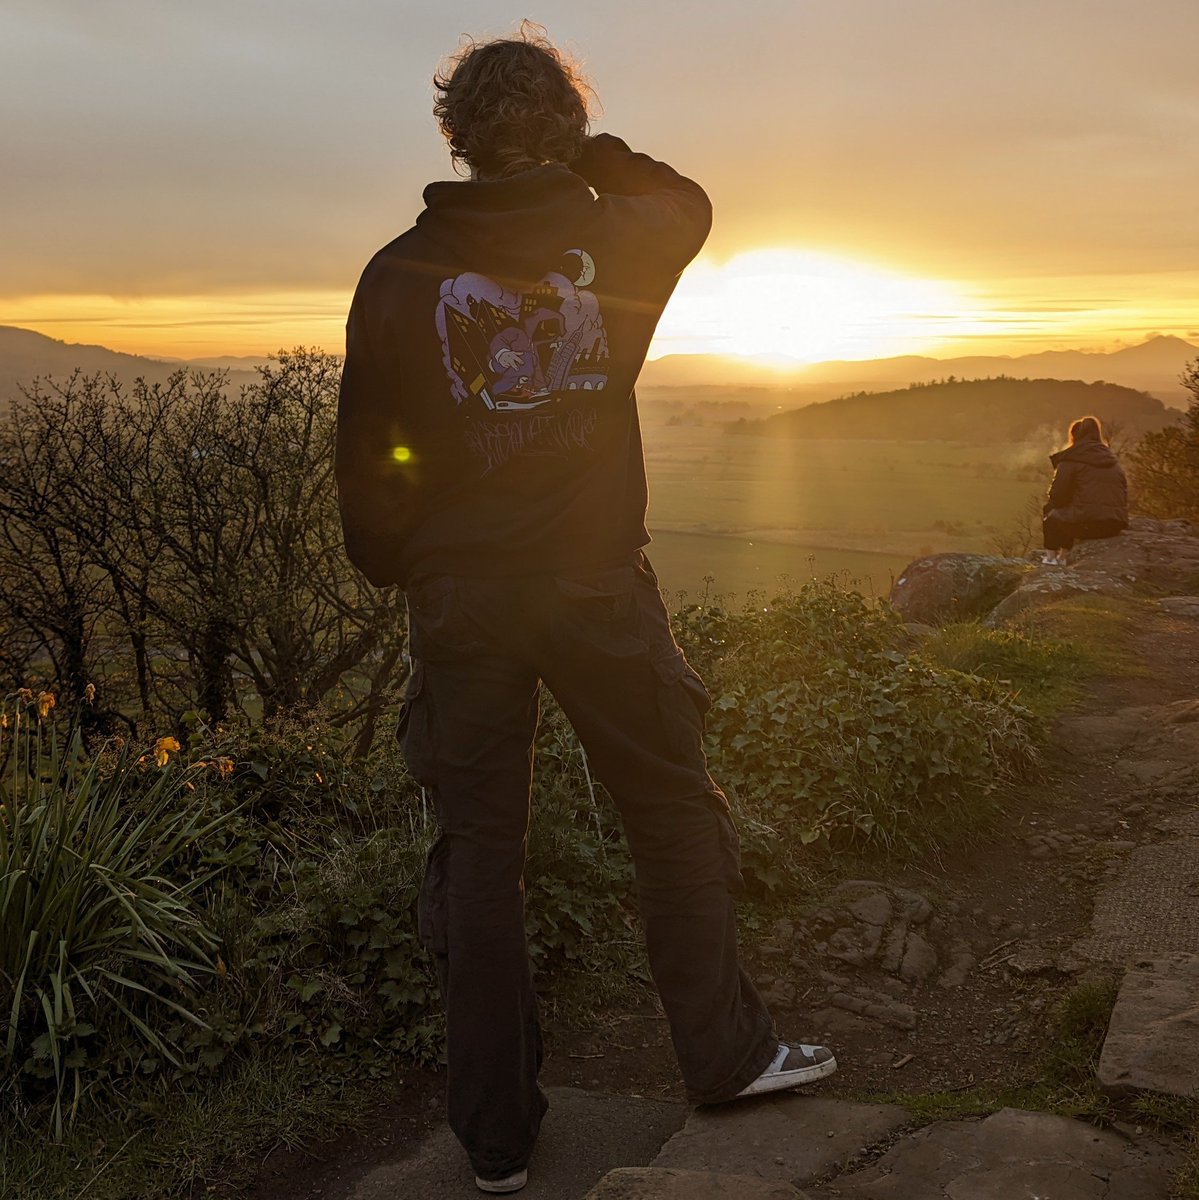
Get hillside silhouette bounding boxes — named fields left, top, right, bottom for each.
left=730, top=376, right=1174, bottom=442
left=0, top=326, right=259, bottom=406
left=642, top=335, right=1198, bottom=406
left=4, top=326, right=1196, bottom=414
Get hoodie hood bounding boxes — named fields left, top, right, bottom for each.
left=416, top=166, right=596, bottom=277
left=1050, top=440, right=1119, bottom=469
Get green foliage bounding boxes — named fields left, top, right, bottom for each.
left=1127, top=360, right=1199, bottom=521
left=0, top=694, right=235, bottom=1137
left=675, top=583, right=1036, bottom=888
left=918, top=621, right=1092, bottom=721
left=0, top=1050, right=373, bottom=1200
left=3, top=577, right=1046, bottom=1193
left=525, top=697, right=637, bottom=982
left=1041, top=978, right=1119, bottom=1092
left=162, top=716, right=446, bottom=1084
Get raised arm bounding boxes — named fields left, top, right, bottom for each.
left=572, top=133, right=713, bottom=271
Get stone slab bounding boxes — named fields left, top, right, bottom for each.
left=651, top=1096, right=909, bottom=1186
left=1160, top=595, right=1199, bottom=617
left=1073, top=835, right=1199, bottom=964
left=347, top=1087, right=684, bottom=1200
left=985, top=571, right=1131, bottom=626
left=812, top=1107, right=1179, bottom=1198
left=1099, top=953, right=1199, bottom=1098
left=585, top=1167, right=807, bottom=1199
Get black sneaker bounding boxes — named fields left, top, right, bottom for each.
left=734, top=1042, right=837, bottom=1098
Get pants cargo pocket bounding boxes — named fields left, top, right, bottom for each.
left=396, top=659, right=437, bottom=788
left=417, top=829, right=450, bottom=956
left=704, top=793, right=744, bottom=894
left=553, top=562, right=646, bottom=658
left=406, top=575, right=489, bottom=659
left=652, top=651, right=712, bottom=761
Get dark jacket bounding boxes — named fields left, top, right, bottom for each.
left=1045, top=439, right=1129, bottom=525
left=334, top=134, right=712, bottom=588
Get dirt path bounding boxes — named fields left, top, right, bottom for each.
left=245, top=603, right=1199, bottom=1200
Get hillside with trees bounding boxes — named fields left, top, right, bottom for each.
left=731, top=377, right=1173, bottom=443
left=642, top=335, right=1199, bottom=406
left=1127, top=358, right=1199, bottom=521
left=0, top=325, right=258, bottom=408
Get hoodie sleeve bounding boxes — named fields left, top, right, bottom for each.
left=335, top=277, right=412, bottom=588
left=571, top=133, right=713, bottom=271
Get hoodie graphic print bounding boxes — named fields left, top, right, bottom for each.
left=436, top=252, right=610, bottom=473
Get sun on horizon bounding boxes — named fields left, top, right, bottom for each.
left=3, top=247, right=1196, bottom=366
left=650, top=249, right=973, bottom=364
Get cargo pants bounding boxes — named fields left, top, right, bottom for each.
left=399, top=551, right=777, bottom=1181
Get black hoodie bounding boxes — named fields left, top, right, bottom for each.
left=335, top=134, right=712, bottom=588
left=1046, top=439, right=1129, bottom=525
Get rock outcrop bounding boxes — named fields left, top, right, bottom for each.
left=817, top=1107, right=1179, bottom=1198
left=888, top=554, right=1034, bottom=624
left=650, top=1096, right=909, bottom=1190
left=890, top=517, right=1199, bottom=627
left=1098, top=954, right=1199, bottom=1099
left=1072, top=516, right=1199, bottom=591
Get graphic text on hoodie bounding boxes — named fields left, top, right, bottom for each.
left=436, top=249, right=610, bottom=413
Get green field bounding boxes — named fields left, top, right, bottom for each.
left=640, top=405, right=1048, bottom=598
left=645, top=529, right=911, bottom=602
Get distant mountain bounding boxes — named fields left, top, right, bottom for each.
left=641, top=336, right=1199, bottom=407
left=4, top=324, right=1194, bottom=416
left=734, top=377, right=1174, bottom=443
left=158, top=353, right=278, bottom=371
left=0, top=326, right=259, bottom=406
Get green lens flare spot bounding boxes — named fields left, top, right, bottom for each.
left=391, top=446, right=412, bottom=464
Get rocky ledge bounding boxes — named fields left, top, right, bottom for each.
left=889, top=517, right=1199, bottom=626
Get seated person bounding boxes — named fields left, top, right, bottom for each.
left=1041, top=415, right=1128, bottom=566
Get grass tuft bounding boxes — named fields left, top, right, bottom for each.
left=0, top=1053, right=377, bottom=1200
left=1015, top=595, right=1144, bottom=679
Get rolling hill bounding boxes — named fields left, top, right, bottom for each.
left=732, top=376, right=1175, bottom=443
left=0, top=326, right=259, bottom=406
left=641, top=335, right=1199, bottom=407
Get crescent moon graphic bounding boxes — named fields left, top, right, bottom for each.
left=566, top=248, right=596, bottom=287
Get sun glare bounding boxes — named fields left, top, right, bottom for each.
left=652, top=250, right=968, bottom=363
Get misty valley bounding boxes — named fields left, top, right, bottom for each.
left=637, top=380, right=1159, bottom=599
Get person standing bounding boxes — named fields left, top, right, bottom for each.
left=335, top=27, right=835, bottom=1195
left=1041, top=415, right=1129, bottom=566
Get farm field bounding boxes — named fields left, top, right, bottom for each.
left=645, top=529, right=910, bottom=603
left=640, top=401, right=1048, bottom=598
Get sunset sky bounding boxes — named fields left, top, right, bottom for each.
left=3, top=0, right=1197, bottom=363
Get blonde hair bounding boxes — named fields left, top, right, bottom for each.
left=1068, top=415, right=1104, bottom=445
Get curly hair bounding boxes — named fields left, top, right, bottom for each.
left=433, top=23, right=593, bottom=179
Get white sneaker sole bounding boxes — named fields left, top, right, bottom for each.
left=475, top=1169, right=528, bottom=1194
left=736, top=1053, right=838, bottom=1097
